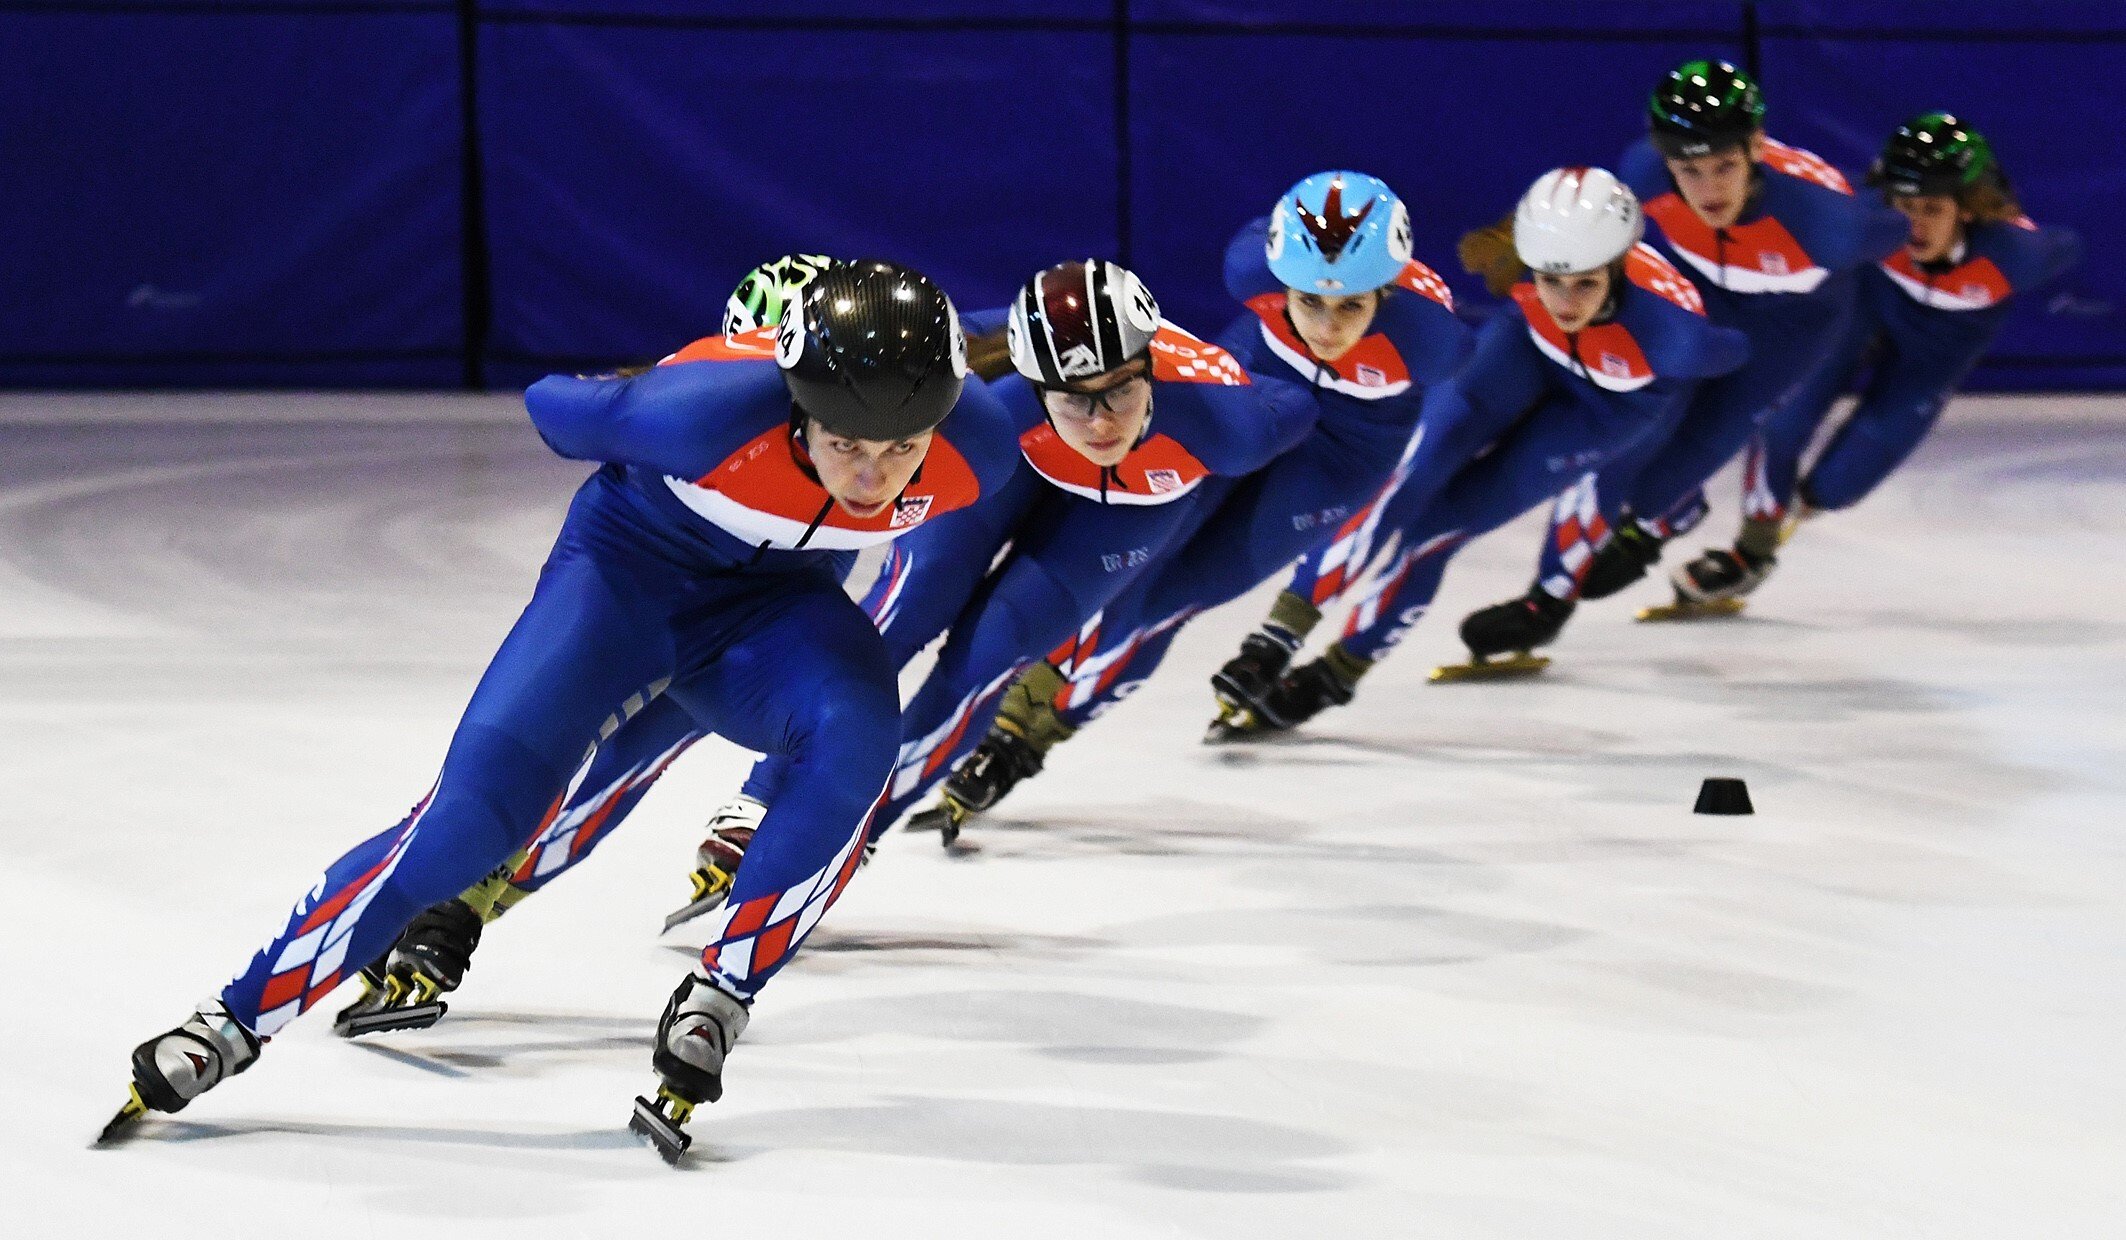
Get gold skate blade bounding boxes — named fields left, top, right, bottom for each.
left=1429, top=653, right=1550, bottom=683
left=95, top=1086, right=148, bottom=1146
left=1636, top=597, right=1746, bottom=622
left=1203, top=702, right=1267, bottom=743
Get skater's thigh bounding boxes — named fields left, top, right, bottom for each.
left=668, top=581, right=899, bottom=775
left=457, top=547, right=680, bottom=778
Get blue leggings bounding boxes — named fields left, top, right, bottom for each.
left=493, top=465, right=1210, bottom=880
left=1741, top=326, right=1985, bottom=519
left=1292, top=394, right=1663, bottom=661
left=1612, top=303, right=1856, bottom=538
left=221, top=481, right=897, bottom=1034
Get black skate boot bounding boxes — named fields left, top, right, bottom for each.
left=907, top=727, right=1046, bottom=846
left=333, top=897, right=485, bottom=1038
left=662, top=796, right=765, bottom=932
left=1208, top=644, right=1369, bottom=740
left=1578, top=523, right=1666, bottom=600
left=630, top=974, right=750, bottom=1165
left=101, top=1000, right=261, bottom=1143
left=1210, top=632, right=1297, bottom=718
left=1435, top=587, right=1576, bottom=681
left=1206, top=591, right=1319, bottom=736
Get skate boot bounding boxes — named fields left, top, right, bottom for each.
left=906, top=727, right=1046, bottom=846
left=1210, top=632, right=1297, bottom=719
left=1208, top=644, right=1368, bottom=740
left=332, top=896, right=486, bottom=1038
left=1578, top=523, right=1666, bottom=600
left=662, top=796, right=766, bottom=932
left=1206, top=592, right=1319, bottom=735
left=101, top=1000, right=261, bottom=1143
left=1672, top=544, right=1774, bottom=603
left=630, top=974, right=750, bottom=1165
left=1639, top=544, right=1770, bottom=621
left=1435, top=587, right=1576, bottom=681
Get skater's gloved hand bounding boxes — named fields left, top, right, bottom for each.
left=965, top=329, right=1014, bottom=382
left=1457, top=214, right=1523, bottom=299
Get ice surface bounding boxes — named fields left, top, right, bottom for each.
left=3, top=392, right=2122, bottom=1237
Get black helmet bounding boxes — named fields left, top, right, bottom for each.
left=778, top=260, right=967, bottom=440
left=1648, top=59, right=1766, bottom=158
left=1869, top=111, right=2001, bottom=199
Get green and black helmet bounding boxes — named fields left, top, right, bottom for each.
left=724, top=253, right=840, bottom=335
left=1869, top=112, right=2001, bottom=199
left=1648, top=59, right=1766, bottom=158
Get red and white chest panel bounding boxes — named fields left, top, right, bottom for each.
left=662, top=425, right=980, bottom=550
left=1020, top=425, right=1208, bottom=506
left=1648, top=194, right=1830, bottom=294
left=1513, top=285, right=1655, bottom=392
left=1245, top=262, right=1452, bottom=400
left=1879, top=248, right=2015, bottom=311
left=652, top=327, right=980, bottom=548
left=1509, top=244, right=1701, bottom=392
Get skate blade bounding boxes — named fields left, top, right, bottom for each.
left=95, top=1086, right=148, bottom=1146
left=1203, top=705, right=1278, bottom=743
left=333, top=1000, right=447, bottom=1039
left=905, top=802, right=970, bottom=847
left=661, top=889, right=730, bottom=934
left=1636, top=597, right=1746, bottom=622
left=1429, top=653, right=1551, bottom=682
left=629, top=1094, right=694, bottom=1166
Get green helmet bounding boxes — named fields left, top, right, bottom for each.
left=1648, top=59, right=1766, bottom=158
left=724, top=253, right=840, bottom=335
left=1869, top=112, right=2000, bottom=199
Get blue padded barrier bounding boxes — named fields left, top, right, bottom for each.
left=1757, top=0, right=2126, bottom=389
left=0, top=1, right=464, bottom=386
left=475, top=12, right=1117, bottom=385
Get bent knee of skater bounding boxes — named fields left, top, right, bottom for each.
left=783, top=692, right=899, bottom=776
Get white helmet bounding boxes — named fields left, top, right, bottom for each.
left=1513, top=167, right=1643, bottom=275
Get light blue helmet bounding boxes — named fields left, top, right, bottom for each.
left=1265, top=171, right=1414, bottom=295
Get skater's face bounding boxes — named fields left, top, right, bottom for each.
left=1891, top=193, right=1966, bottom=264
left=1532, top=268, right=1612, bottom=332
left=1285, top=289, right=1381, bottom=362
left=1665, top=134, right=1761, bottom=230
left=1041, top=359, right=1154, bottom=467
left=804, top=420, right=935, bottom=518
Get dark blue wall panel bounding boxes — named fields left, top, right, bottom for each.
left=477, top=19, right=1117, bottom=383
left=0, top=5, right=462, bottom=386
left=1758, top=1, right=2126, bottom=390
left=4, top=1, right=2117, bottom=390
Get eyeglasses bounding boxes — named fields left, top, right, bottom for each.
left=1039, top=372, right=1151, bottom=422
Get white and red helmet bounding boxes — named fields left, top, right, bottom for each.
left=1007, top=259, right=1161, bottom=386
left=1514, top=167, right=1644, bottom=275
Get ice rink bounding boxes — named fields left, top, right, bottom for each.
left=4, top=390, right=2122, bottom=1238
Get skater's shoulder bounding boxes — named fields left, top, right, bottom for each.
left=1759, top=138, right=1852, bottom=196
left=661, top=326, right=783, bottom=368
left=1147, top=320, right=1251, bottom=386
left=1389, top=260, right=1456, bottom=312
left=1621, top=243, right=1706, bottom=315
left=1968, top=214, right=2083, bottom=290
left=933, top=378, right=1023, bottom=489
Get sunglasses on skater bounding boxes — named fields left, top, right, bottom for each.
left=1038, top=365, right=1152, bottom=422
